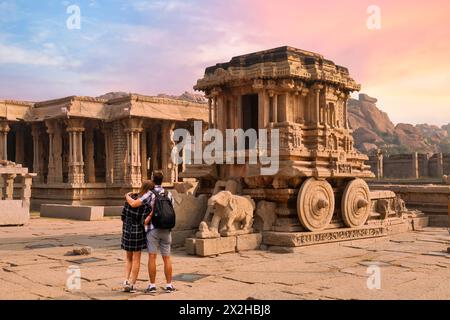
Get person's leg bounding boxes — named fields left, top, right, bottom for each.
left=124, top=251, right=133, bottom=283
left=129, top=251, right=142, bottom=285
left=160, top=230, right=174, bottom=291
left=146, top=229, right=159, bottom=290
left=148, top=253, right=157, bottom=284
left=162, top=255, right=172, bottom=284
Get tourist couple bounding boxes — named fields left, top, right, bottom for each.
left=121, top=171, right=176, bottom=294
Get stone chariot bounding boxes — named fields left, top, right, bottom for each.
left=183, top=46, right=426, bottom=255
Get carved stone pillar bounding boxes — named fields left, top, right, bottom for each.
left=84, top=127, right=96, bottom=183
left=101, top=124, right=114, bottom=185
left=0, top=121, right=10, bottom=161
left=312, top=84, right=323, bottom=125
left=66, top=118, right=85, bottom=185
left=161, top=121, right=177, bottom=184
left=258, top=90, right=269, bottom=129
left=45, top=120, right=63, bottom=183
left=123, top=118, right=143, bottom=186
left=31, top=124, right=43, bottom=183
left=5, top=174, right=16, bottom=200
left=21, top=174, right=33, bottom=210
left=141, top=129, right=148, bottom=180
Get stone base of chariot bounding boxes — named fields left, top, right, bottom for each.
left=263, top=213, right=428, bottom=248
left=185, top=233, right=262, bottom=257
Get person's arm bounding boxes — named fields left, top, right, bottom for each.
left=144, top=210, right=153, bottom=225
left=125, top=192, right=143, bottom=208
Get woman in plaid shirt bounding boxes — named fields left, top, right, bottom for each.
left=121, top=180, right=154, bottom=293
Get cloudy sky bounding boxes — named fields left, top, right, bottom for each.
left=0, top=0, right=449, bottom=125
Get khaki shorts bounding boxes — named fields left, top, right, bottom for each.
left=146, top=228, right=172, bottom=256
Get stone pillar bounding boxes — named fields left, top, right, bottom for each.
left=161, top=121, right=177, bottom=184
left=377, top=151, right=384, bottom=179
left=5, top=174, right=15, bottom=200
left=66, top=118, right=85, bottom=185
left=101, top=124, right=114, bottom=185
left=15, top=128, right=24, bottom=164
left=84, top=127, right=96, bottom=183
left=312, top=84, right=323, bottom=126
left=141, top=129, right=148, bottom=180
left=208, top=97, right=213, bottom=129
left=21, top=174, right=33, bottom=210
left=258, top=90, right=269, bottom=129
left=412, top=152, right=419, bottom=179
left=31, top=124, right=43, bottom=183
left=0, top=121, right=10, bottom=161
left=123, top=118, right=143, bottom=186
left=45, top=120, right=63, bottom=183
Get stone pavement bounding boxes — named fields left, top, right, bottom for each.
left=0, top=215, right=449, bottom=300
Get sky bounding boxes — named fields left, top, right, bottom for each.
left=0, top=0, right=449, bottom=125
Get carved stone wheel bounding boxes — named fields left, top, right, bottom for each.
left=297, top=178, right=335, bottom=232
left=341, top=178, right=371, bottom=228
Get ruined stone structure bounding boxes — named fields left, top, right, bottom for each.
left=0, top=160, right=35, bottom=226
left=368, top=152, right=450, bottom=180
left=184, top=46, right=426, bottom=256
left=0, top=94, right=208, bottom=209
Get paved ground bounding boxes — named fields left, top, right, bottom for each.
left=0, top=215, right=449, bottom=300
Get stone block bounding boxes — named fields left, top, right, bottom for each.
left=0, top=200, right=29, bottom=226
left=185, top=238, right=196, bottom=255
left=410, top=216, right=429, bottom=230
left=103, top=206, right=123, bottom=216
left=40, top=204, right=104, bottom=221
left=236, top=233, right=262, bottom=252
left=195, top=237, right=237, bottom=257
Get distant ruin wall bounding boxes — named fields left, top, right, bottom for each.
left=369, top=152, right=450, bottom=179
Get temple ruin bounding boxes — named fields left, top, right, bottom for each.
left=0, top=94, right=208, bottom=210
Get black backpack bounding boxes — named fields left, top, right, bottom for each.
left=151, top=190, right=176, bottom=229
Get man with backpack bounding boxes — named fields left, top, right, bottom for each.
left=127, top=171, right=176, bottom=294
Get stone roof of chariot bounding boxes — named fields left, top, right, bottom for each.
left=195, top=46, right=361, bottom=91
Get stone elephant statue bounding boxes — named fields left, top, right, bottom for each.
left=204, top=191, right=256, bottom=237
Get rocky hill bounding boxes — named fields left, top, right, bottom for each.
left=348, top=93, right=450, bottom=155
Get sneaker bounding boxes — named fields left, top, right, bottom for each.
left=145, top=286, right=157, bottom=294
left=124, top=284, right=137, bottom=293
left=165, top=285, right=176, bottom=293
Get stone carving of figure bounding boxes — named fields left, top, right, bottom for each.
left=197, top=191, right=255, bottom=238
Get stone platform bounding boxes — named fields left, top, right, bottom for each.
left=186, top=233, right=262, bottom=257
left=263, top=215, right=429, bottom=249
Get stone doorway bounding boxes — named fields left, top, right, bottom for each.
left=241, top=94, right=259, bottom=148
left=146, top=125, right=163, bottom=179
left=93, top=128, right=106, bottom=182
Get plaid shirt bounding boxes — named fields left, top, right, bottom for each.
left=121, top=194, right=151, bottom=251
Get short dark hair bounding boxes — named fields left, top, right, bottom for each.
left=152, top=171, right=164, bottom=185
